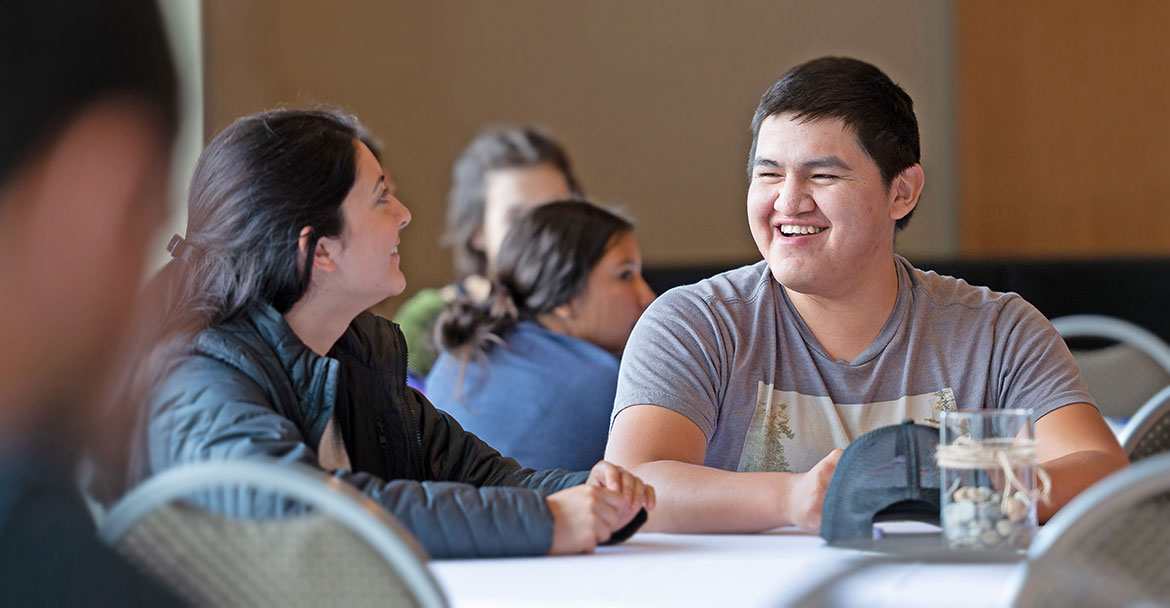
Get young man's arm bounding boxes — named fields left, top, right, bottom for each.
left=606, top=404, right=841, bottom=533
left=989, top=298, right=1129, bottom=521
left=1033, top=402, right=1128, bottom=522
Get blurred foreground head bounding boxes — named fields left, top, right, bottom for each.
left=0, top=0, right=177, bottom=428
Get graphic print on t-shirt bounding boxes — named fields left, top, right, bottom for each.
left=737, top=381, right=956, bottom=473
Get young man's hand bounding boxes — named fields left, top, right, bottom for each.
left=784, top=449, right=842, bottom=532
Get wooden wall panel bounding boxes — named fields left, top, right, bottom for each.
left=201, top=0, right=956, bottom=315
left=958, top=0, right=1170, bottom=257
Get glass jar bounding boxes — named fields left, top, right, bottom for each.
left=938, top=409, right=1039, bottom=551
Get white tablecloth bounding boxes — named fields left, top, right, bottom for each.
left=428, top=522, right=1023, bottom=607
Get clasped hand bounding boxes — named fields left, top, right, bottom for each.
left=547, top=461, right=656, bottom=554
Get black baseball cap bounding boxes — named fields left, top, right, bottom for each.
left=819, top=419, right=941, bottom=548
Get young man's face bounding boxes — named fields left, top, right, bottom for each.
left=0, top=101, right=172, bottom=403
left=747, top=113, right=912, bottom=298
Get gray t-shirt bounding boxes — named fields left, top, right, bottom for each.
left=613, top=256, right=1094, bottom=473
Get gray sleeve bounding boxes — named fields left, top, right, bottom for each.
left=613, top=287, right=727, bottom=440
left=990, top=296, right=1096, bottom=420
left=145, top=357, right=560, bottom=558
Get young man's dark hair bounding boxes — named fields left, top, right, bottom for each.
left=748, top=56, right=921, bottom=231
left=0, top=0, right=178, bottom=185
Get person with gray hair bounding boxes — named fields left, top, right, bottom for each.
left=394, top=126, right=581, bottom=384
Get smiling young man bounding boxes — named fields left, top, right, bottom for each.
left=605, top=57, right=1128, bottom=534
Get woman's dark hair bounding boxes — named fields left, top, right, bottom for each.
left=94, top=108, right=367, bottom=498
left=163, top=107, right=365, bottom=330
left=436, top=200, right=632, bottom=363
left=442, top=126, right=582, bottom=279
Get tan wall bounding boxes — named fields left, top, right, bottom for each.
left=958, top=0, right=1170, bottom=258
left=201, top=0, right=957, bottom=314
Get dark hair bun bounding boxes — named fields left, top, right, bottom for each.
left=434, top=287, right=520, bottom=359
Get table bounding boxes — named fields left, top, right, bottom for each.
left=429, top=522, right=1024, bottom=607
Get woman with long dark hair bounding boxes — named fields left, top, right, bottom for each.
left=121, top=108, right=652, bottom=559
left=426, top=201, right=656, bottom=470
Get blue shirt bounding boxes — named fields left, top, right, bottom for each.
left=426, top=321, right=619, bottom=471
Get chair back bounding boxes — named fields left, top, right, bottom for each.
left=778, top=552, right=1023, bottom=608
left=1119, top=385, right=1170, bottom=462
left=1011, top=454, right=1170, bottom=607
left=1051, top=315, right=1170, bottom=419
left=100, top=459, right=448, bottom=608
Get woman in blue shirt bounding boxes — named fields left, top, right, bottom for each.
left=427, top=201, right=656, bottom=470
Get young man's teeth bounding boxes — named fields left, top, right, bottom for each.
left=780, top=225, right=825, bottom=236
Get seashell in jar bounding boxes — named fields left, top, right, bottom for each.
left=980, top=529, right=1002, bottom=546
left=995, top=519, right=1015, bottom=537
left=1001, top=495, right=1027, bottom=523
left=952, top=486, right=977, bottom=502
left=945, top=500, right=977, bottom=524
left=944, top=518, right=968, bottom=540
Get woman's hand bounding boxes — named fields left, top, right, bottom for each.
left=546, top=461, right=655, bottom=554
left=585, top=460, right=656, bottom=515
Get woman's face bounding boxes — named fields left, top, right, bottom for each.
left=562, top=232, right=656, bottom=357
left=328, top=141, right=412, bottom=306
left=477, top=163, right=572, bottom=272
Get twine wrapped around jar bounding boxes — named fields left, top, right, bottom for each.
left=935, top=436, right=1052, bottom=504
